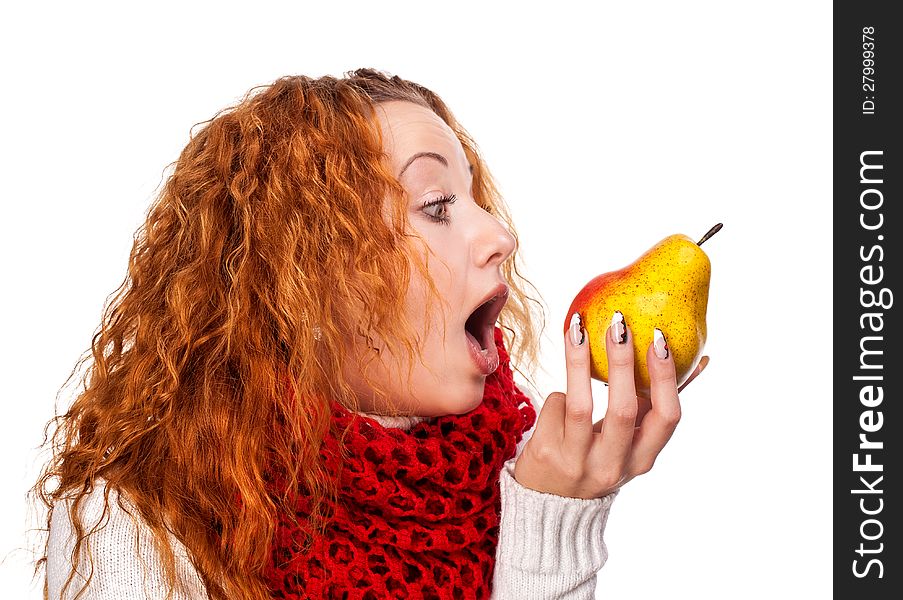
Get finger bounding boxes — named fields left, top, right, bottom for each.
left=626, top=328, right=681, bottom=476
left=678, top=355, right=709, bottom=393
left=562, top=312, right=595, bottom=457
left=594, top=311, right=638, bottom=472
left=634, top=394, right=654, bottom=426
left=595, top=355, right=706, bottom=433
left=592, top=397, right=650, bottom=433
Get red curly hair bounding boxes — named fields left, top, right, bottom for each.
left=33, top=68, right=545, bottom=599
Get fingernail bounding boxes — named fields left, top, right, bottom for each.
left=653, top=327, right=669, bottom=359
left=569, top=312, right=585, bottom=346
left=610, top=311, right=627, bottom=344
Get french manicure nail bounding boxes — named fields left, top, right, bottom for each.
left=610, top=311, right=627, bottom=344
left=569, top=312, right=585, bottom=346
left=653, top=327, right=669, bottom=359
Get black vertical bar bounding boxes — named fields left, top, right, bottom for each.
left=835, top=2, right=900, bottom=595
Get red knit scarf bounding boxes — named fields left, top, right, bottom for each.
left=263, top=326, right=536, bottom=599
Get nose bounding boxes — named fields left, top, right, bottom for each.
left=475, top=210, right=516, bottom=268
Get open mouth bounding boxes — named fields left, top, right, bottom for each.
left=464, top=286, right=509, bottom=350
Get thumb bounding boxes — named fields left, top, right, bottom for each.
left=529, top=391, right=566, bottom=446
left=678, top=355, right=710, bottom=393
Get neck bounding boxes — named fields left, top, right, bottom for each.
left=355, top=410, right=435, bottom=430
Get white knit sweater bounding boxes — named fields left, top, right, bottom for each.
left=47, top=390, right=617, bottom=599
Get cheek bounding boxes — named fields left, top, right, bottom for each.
left=404, top=242, right=458, bottom=316
left=402, top=227, right=467, bottom=340
left=423, top=256, right=461, bottom=325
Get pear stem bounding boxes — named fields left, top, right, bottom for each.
left=697, top=223, right=723, bottom=246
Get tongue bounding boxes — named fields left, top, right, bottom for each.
left=466, top=327, right=499, bottom=375
left=465, top=329, right=485, bottom=351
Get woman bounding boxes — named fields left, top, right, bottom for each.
left=35, top=68, right=704, bottom=599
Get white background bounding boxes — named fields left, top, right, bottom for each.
left=1, top=1, right=832, bottom=598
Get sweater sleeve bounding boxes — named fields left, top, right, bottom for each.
left=46, top=480, right=207, bottom=600
left=491, top=385, right=618, bottom=600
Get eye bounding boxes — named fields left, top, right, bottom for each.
left=421, top=194, right=457, bottom=226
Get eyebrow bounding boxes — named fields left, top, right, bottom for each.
left=398, top=151, right=475, bottom=178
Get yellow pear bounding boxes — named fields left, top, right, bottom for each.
left=565, top=224, right=720, bottom=397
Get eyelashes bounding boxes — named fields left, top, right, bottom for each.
left=421, top=194, right=457, bottom=226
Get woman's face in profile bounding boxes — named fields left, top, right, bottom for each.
left=343, top=100, right=516, bottom=417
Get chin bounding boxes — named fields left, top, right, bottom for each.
left=454, top=383, right=487, bottom=415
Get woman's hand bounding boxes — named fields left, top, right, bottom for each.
left=513, top=313, right=708, bottom=499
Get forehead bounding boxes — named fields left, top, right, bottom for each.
left=375, top=101, right=468, bottom=174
